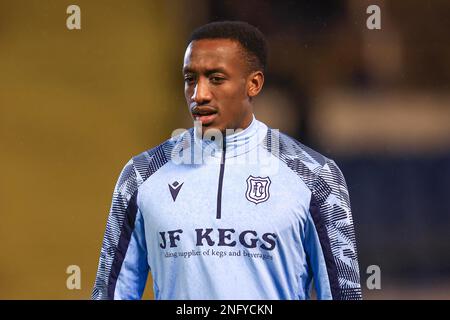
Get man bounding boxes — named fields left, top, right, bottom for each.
left=92, top=21, right=362, bottom=300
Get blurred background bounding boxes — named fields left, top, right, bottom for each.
left=0, top=0, right=449, bottom=299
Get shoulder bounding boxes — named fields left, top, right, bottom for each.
left=265, top=129, right=330, bottom=172
left=277, top=130, right=329, bottom=167
left=264, top=129, right=344, bottom=190
left=123, top=128, right=194, bottom=185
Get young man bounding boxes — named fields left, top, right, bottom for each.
left=92, top=21, right=362, bottom=300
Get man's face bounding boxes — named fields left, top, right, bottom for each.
left=183, top=39, right=255, bottom=134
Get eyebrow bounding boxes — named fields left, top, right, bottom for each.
left=183, top=67, right=228, bottom=76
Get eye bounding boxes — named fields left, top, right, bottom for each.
left=184, top=75, right=196, bottom=85
left=210, top=76, right=225, bottom=84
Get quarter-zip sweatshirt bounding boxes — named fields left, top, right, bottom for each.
left=92, top=115, right=362, bottom=300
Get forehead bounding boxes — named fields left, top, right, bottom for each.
left=183, top=39, right=245, bottom=72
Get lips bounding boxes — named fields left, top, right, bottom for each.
left=191, top=106, right=218, bottom=125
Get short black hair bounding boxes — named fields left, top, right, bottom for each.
left=187, top=21, right=268, bottom=73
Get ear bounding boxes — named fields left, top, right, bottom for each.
left=247, top=71, right=264, bottom=98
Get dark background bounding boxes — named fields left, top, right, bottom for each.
left=0, top=0, right=449, bottom=299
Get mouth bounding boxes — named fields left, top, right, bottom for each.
left=191, top=106, right=218, bottom=126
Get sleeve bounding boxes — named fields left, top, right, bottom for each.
left=92, top=159, right=150, bottom=300
left=305, top=159, right=362, bottom=300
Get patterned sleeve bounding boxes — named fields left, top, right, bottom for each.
left=308, top=159, right=362, bottom=300
left=91, top=159, right=148, bottom=299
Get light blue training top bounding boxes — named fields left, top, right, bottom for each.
left=92, top=115, right=361, bottom=300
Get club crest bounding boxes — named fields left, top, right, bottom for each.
left=245, top=175, right=271, bottom=204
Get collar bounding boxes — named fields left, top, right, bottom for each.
left=192, top=114, right=268, bottom=159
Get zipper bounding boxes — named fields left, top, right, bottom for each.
left=216, top=136, right=226, bottom=219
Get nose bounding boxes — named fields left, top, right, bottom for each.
left=191, top=78, right=212, bottom=105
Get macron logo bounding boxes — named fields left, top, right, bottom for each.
left=169, top=181, right=184, bottom=202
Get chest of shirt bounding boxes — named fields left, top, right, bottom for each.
left=136, top=157, right=312, bottom=245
